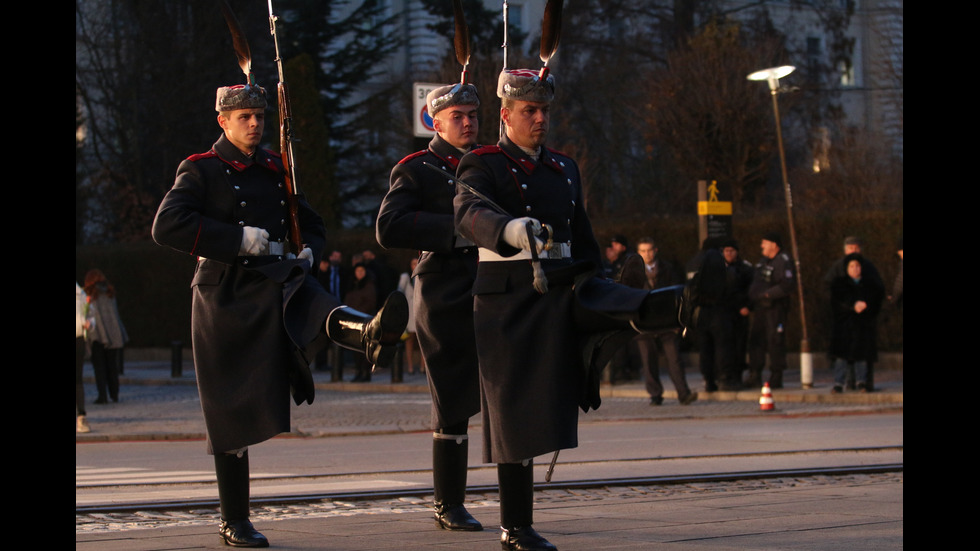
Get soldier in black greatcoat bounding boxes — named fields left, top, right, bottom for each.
left=152, top=83, right=407, bottom=547
left=454, top=68, right=687, bottom=551
left=376, top=82, right=484, bottom=532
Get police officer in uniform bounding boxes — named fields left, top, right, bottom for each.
left=454, top=68, right=686, bottom=551
left=152, top=83, right=407, bottom=547
left=745, top=232, right=796, bottom=389
left=376, top=82, right=483, bottom=532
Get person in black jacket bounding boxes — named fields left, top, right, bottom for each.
left=745, top=233, right=795, bottom=389
left=829, top=253, right=884, bottom=393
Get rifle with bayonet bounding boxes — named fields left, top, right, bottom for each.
left=267, top=0, right=304, bottom=255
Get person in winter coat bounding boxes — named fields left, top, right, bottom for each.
left=829, top=253, right=884, bottom=393
left=83, top=269, right=129, bottom=404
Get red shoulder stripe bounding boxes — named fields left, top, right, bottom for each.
left=398, top=150, right=428, bottom=165
left=472, top=145, right=502, bottom=156
left=186, top=150, right=218, bottom=162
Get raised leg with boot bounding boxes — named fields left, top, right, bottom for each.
left=214, top=449, right=268, bottom=548
left=433, top=425, right=482, bottom=531
left=326, top=291, right=408, bottom=369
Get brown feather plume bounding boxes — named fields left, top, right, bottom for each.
left=539, top=0, right=563, bottom=66
left=219, top=0, right=254, bottom=85
left=452, top=0, right=471, bottom=82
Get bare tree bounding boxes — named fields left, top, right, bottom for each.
left=639, top=18, right=786, bottom=210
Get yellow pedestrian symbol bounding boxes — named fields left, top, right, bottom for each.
left=708, top=180, right=719, bottom=202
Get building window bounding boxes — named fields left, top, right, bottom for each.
left=838, top=60, right=855, bottom=87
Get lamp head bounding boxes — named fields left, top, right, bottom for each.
left=747, top=65, right=796, bottom=91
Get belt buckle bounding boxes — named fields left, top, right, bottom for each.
left=266, top=241, right=285, bottom=256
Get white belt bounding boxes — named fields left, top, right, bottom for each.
left=479, top=242, right=572, bottom=262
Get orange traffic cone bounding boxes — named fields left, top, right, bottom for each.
left=759, top=382, right=775, bottom=411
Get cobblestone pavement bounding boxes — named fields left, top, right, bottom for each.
left=76, top=471, right=902, bottom=534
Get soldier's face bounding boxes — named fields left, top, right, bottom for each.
left=502, top=100, right=550, bottom=149
left=434, top=105, right=479, bottom=149
left=218, top=108, right=265, bottom=154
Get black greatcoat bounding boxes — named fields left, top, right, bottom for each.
left=454, top=135, right=649, bottom=464
left=829, top=268, right=883, bottom=363
left=376, top=134, right=481, bottom=430
left=152, top=134, right=336, bottom=454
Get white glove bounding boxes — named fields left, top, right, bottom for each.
left=503, top=217, right=544, bottom=253
left=297, top=247, right=314, bottom=268
left=240, top=226, right=269, bottom=256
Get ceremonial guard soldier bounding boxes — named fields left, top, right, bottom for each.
left=152, top=46, right=407, bottom=548
left=376, top=81, right=484, bottom=532
left=454, top=67, right=686, bottom=551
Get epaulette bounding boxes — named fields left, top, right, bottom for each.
left=186, top=150, right=218, bottom=162
left=472, top=145, right=502, bottom=155
left=397, top=149, right=428, bottom=165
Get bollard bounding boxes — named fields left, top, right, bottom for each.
left=391, top=342, right=404, bottom=383
left=331, top=346, right=343, bottom=382
left=171, top=340, right=183, bottom=378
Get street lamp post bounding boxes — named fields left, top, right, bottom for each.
left=747, top=65, right=812, bottom=389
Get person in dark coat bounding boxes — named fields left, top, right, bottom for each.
left=822, top=236, right=885, bottom=390
left=829, top=253, right=884, bottom=393
left=151, top=83, right=407, bottom=548
left=454, top=68, right=686, bottom=551
left=623, top=237, right=697, bottom=404
left=376, top=82, right=484, bottom=532
left=721, top=240, right=754, bottom=385
left=745, top=232, right=796, bottom=389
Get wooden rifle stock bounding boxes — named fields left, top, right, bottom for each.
left=277, top=81, right=303, bottom=255
left=269, top=0, right=303, bottom=255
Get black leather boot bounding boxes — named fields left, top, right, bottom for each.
left=498, top=461, right=556, bottom=551
left=326, top=291, right=408, bottom=368
left=214, top=450, right=268, bottom=548
left=433, top=431, right=482, bottom=531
